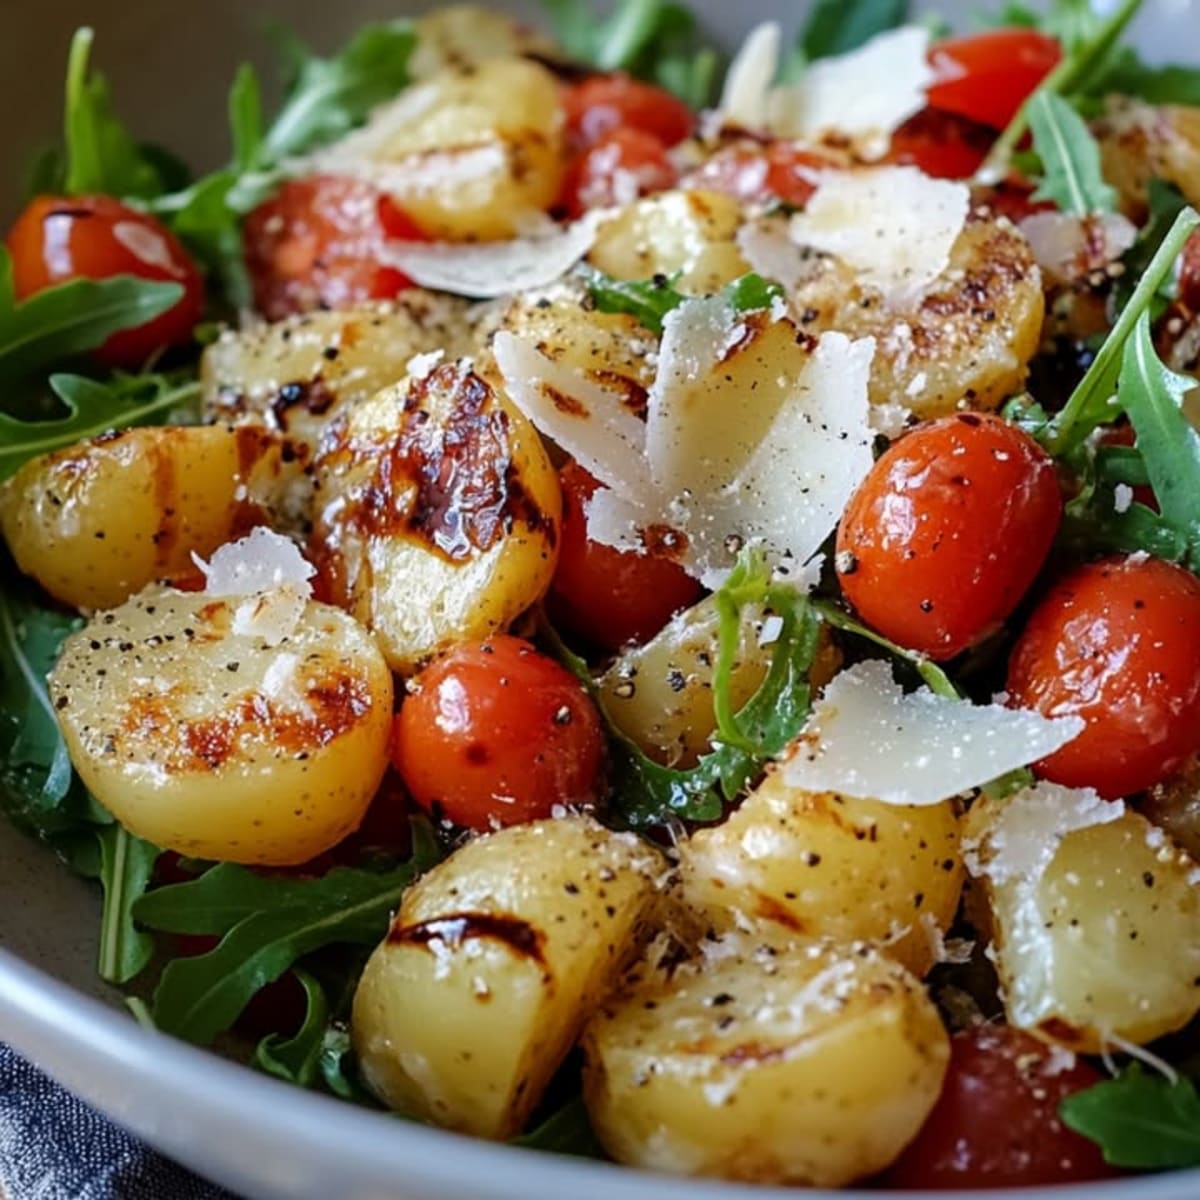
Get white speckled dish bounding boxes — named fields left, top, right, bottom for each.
left=3, top=2, right=1200, bottom=1197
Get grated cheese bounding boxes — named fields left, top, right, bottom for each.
left=780, top=660, right=1085, bottom=807
left=716, top=21, right=781, bottom=132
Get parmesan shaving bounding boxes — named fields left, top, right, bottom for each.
left=790, top=167, right=969, bottom=306
left=781, top=661, right=1086, bottom=807
left=716, top=21, right=781, bottom=132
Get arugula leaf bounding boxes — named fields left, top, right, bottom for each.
left=514, top=1096, right=606, bottom=1158
left=1121, top=311, right=1200, bottom=549
left=983, top=0, right=1100, bottom=54
left=1061, top=1065, right=1200, bottom=1168
left=1116, top=178, right=1189, bottom=316
left=254, top=969, right=329, bottom=1088
left=1047, top=206, right=1200, bottom=455
left=96, top=824, right=159, bottom=984
left=1098, top=52, right=1200, bottom=106
left=796, top=0, right=908, bottom=64
left=318, top=1024, right=378, bottom=1103
left=1027, top=92, right=1116, bottom=215
left=61, top=28, right=166, bottom=199
left=0, top=370, right=201, bottom=484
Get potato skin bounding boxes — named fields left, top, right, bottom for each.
left=1, top=425, right=284, bottom=610
left=679, top=772, right=964, bottom=978
left=968, top=797, right=1200, bottom=1050
left=352, top=816, right=662, bottom=1138
left=48, top=588, right=392, bottom=865
left=1094, top=98, right=1200, bottom=217
left=311, top=360, right=560, bottom=674
left=582, top=933, right=949, bottom=1186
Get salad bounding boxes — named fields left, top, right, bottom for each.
left=6, top=0, right=1200, bottom=1189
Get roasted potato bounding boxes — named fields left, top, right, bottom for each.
left=352, top=816, right=663, bottom=1137
left=409, top=6, right=558, bottom=79
left=1, top=425, right=286, bottom=610
left=311, top=360, right=560, bottom=674
left=1094, top=97, right=1200, bottom=217
left=967, top=789, right=1200, bottom=1050
left=588, top=190, right=751, bottom=295
left=201, top=296, right=476, bottom=463
left=316, top=58, right=566, bottom=241
left=49, top=587, right=392, bottom=865
left=678, top=771, right=964, bottom=977
left=582, top=932, right=949, bottom=1185
left=1142, top=755, right=1200, bottom=860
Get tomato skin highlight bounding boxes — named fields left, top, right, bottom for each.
left=560, top=128, right=678, bottom=218
left=887, top=108, right=992, bottom=179
left=548, top=462, right=703, bottom=652
left=391, top=636, right=605, bottom=831
left=243, top=175, right=424, bottom=321
left=927, top=29, right=1063, bottom=130
left=5, top=194, right=204, bottom=368
left=684, top=141, right=831, bottom=208
left=835, top=413, right=1062, bottom=661
left=564, top=74, right=694, bottom=148
left=1007, top=554, right=1200, bottom=798
left=886, top=1024, right=1116, bottom=1190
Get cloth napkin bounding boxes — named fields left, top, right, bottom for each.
left=0, top=1044, right=234, bottom=1200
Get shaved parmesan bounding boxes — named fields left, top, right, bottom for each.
left=736, top=216, right=829, bottom=294
left=766, top=27, right=935, bottom=159
left=382, top=213, right=606, bottom=298
left=781, top=660, right=1085, bottom=807
left=790, top=168, right=969, bottom=306
left=717, top=21, right=781, bottom=132
left=1018, top=211, right=1138, bottom=286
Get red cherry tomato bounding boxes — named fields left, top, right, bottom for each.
left=243, top=175, right=425, bottom=321
left=548, top=462, right=703, bottom=652
left=564, top=74, right=694, bottom=148
left=5, top=194, right=204, bottom=368
left=887, top=108, right=992, bottom=179
left=561, top=128, right=678, bottom=218
left=835, top=413, right=1062, bottom=661
left=887, top=1024, right=1116, bottom=1189
left=685, top=142, right=832, bottom=208
left=1007, top=554, right=1200, bottom=798
left=391, top=636, right=605, bottom=831
left=928, top=29, right=1063, bottom=131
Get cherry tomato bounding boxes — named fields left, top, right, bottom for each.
left=927, top=29, right=1062, bottom=131
left=887, top=108, right=992, bottom=180
left=391, top=635, right=605, bottom=831
left=1179, top=229, right=1200, bottom=312
left=836, top=413, right=1061, bottom=661
left=563, top=74, right=694, bottom=148
left=1007, top=554, right=1200, bottom=798
left=975, top=175, right=1056, bottom=224
left=548, top=462, right=703, bottom=652
left=685, top=141, right=832, bottom=208
left=5, top=194, right=204, bottom=368
left=243, top=175, right=424, bottom=321
left=886, top=1024, right=1116, bottom=1189
left=560, top=128, right=678, bottom=218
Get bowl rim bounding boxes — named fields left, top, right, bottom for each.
left=4, top=946, right=1200, bottom=1200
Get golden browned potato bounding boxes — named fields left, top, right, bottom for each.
left=588, top=190, right=751, bottom=295
left=1142, top=756, right=1200, bottom=860
left=1, top=425, right=285, bottom=610
left=352, top=816, right=663, bottom=1137
left=1094, top=97, right=1200, bottom=217
left=678, top=771, right=964, bottom=977
left=967, top=788, right=1200, bottom=1050
left=409, top=6, right=558, bottom=79
left=49, top=587, right=392, bottom=865
left=582, top=932, right=949, bottom=1185
left=311, top=360, right=560, bottom=674
left=201, top=296, right=476, bottom=462
left=316, top=59, right=566, bottom=241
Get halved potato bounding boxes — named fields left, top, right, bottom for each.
left=352, top=816, right=663, bottom=1137
left=1, top=425, right=285, bottom=610
left=409, top=6, right=558, bottom=78
left=679, top=771, right=964, bottom=977
left=316, top=58, right=566, bottom=240
left=1094, top=97, right=1200, bottom=216
left=49, top=587, right=392, bottom=865
left=582, top=932, right=949, bottom=1185
left=311, top=360, right=560, bottom=674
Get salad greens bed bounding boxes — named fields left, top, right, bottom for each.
left=6, top=0, right=1200, bottom=1168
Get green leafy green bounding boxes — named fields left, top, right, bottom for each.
left=1097, top=53, right=1200, bottom=106
left=96, top=825, right=159, bottom=984
left=514, top=1096, right=606, bottom=1158
left=1062, top=1065, right=1200, bottom=1168
left=1027, top=92, right=1116, bottom=215
left=254, top=969, right=330, bottom=1088
left=795, top=0, right=908, bottom=64
left=1116, top=178, right=1189, bottom=316
left=983, top=0, right=1100, bottom=53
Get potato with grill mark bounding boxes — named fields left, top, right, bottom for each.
left=311, top=360, right=560, bottom=674
left=409, top=6, right=558, bottom=79
left=1094, top=97, right=1200, bottom=217
left=1, top=425, right=286, bottom=611
left=201, top=296, right=476, bottom=463
left=678, top=771, right=964, bottom=977
left=48, top=587, right=392, bottom=865
left=315, top=58, right=566, bottom=241
left=352, top=816, right=663, bottom=1137
left=581, top=932, right=949, bottom=1186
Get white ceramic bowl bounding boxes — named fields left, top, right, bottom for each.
left=3, top=2, right=1200, bottom=1197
